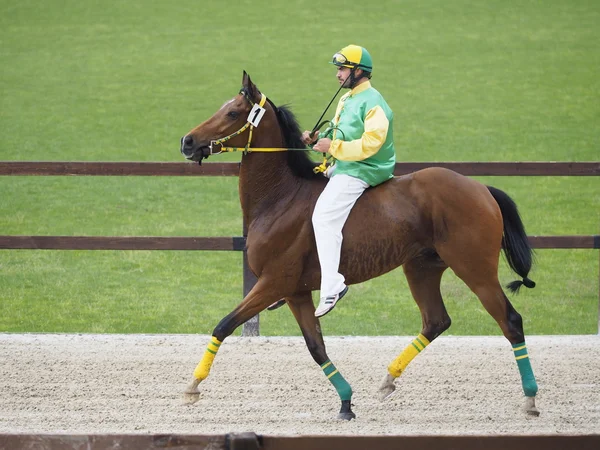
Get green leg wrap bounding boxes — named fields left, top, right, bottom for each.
left=512, top=342, right=538, bottom=397
left=321, top=360, right=352, bottom=401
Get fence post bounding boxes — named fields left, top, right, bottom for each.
left=241, top=217, right=259, bottom=336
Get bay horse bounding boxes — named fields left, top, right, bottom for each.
left=180, top=71, right=539, bottom=419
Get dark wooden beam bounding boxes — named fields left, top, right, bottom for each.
left=1, top=433, right=599, bottom=450
left=0, top=236, right=245, bottom=251
left=1, top=161, right=598, bottom=177
left=393, top=161, right=600, bottom=176
left=0, top=161, right=240, bottom=176
left=527, top=235, right=600, bottom=249
left=0, top=235, right=597, bottom=250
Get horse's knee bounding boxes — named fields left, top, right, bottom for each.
left=422, top=314, right=451, bottom=341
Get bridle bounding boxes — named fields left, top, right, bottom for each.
left=207, top=90, right=294, bottom=156
left=205, top=86, right=347, bottom=173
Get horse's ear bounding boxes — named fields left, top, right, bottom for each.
left=241, top=70, right=260, bottom=102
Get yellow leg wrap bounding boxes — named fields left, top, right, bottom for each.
left=388, top=333, right=430, bottom=378
left=193, top=337, right=222, bottom=381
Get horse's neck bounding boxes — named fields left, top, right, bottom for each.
left=238, top=136, right=302, bottom=225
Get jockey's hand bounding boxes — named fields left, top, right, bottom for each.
left=301, top=130, right=319, bottom=145
left=313, top=138, right=332, bottom=154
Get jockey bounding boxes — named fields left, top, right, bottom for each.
left=267, top=45, right=396, bottom=317
left=308, top=44, right=396, bottom=317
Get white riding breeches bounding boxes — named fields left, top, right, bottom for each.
left=312, top=174, right=369, bottom=298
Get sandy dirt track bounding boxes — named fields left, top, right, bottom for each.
left=0, top=334, right=599, bottom=436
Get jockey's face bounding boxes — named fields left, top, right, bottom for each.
left=336, top=66, right=352, bottom=87
left=336, top=66, right=363, bottom=88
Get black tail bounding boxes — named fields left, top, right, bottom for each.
left=487, top=186, right=536, bottom=293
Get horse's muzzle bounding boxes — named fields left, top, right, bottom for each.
left=180, top=135, right=210, bottom=163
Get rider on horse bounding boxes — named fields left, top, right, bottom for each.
left=307, top=44, right=397, bottom=317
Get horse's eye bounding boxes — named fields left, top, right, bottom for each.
left=227, top=111, right=240, bottom=120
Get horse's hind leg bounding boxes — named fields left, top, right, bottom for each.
left=441, top=249, right=540, bottom=416
left=287, top=292, right=355, bottom=420
left=380, top=254, right=451, bottom=400
left=474, top=283, right=539, bottom=415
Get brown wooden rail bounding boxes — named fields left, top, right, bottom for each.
left=0, top=235, right=598, bottom=250
left=0, top=236, right=246, bottom=251
left=0, top=432, right=599, bottom=450
left=1, top=160, right=599, bottom=176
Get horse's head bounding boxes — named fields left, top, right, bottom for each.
left=180, top=71, right=266, bottom=163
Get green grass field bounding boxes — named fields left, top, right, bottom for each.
left=1, top=0, right=598, bottom=335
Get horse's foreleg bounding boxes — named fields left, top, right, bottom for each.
left=380, top=258, right=450, bottom=400
left=379, top=334, right=432, bottom=400
left=287, top=293, right=355, bottom=420
left=183, top=278, right=284, bottom=405
left=183, top=335, right=222, bottom=404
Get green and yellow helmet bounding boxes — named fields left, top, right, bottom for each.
left=331, top=45, right=373, bottom=73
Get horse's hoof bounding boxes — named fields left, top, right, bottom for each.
left=337, top=411, right=356, bottom=420
left=182, top=378, right=202, bottom=405
left=524, top=396, right=540, bottom=416
left=337, top=399, right=355, bottom=421
left=183, top=390, right=201, bottom=405
left=379, top=373, right=396, bottom=401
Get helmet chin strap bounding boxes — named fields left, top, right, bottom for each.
left=348, top=68, right=359, bottom=89
left=348, top=66, right=369, bottom=89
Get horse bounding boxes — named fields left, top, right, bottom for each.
left=179, top=71, right=540, bottom=419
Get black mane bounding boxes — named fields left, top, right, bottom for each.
left=268, top=99, right=325, bottom=180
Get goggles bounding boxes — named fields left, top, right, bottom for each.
left=332, top=53, right=356, bottom=67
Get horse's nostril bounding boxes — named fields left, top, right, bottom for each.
left=181, top=135, right=196, bottom=157
left=183, top=135, right=194, bottom=148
